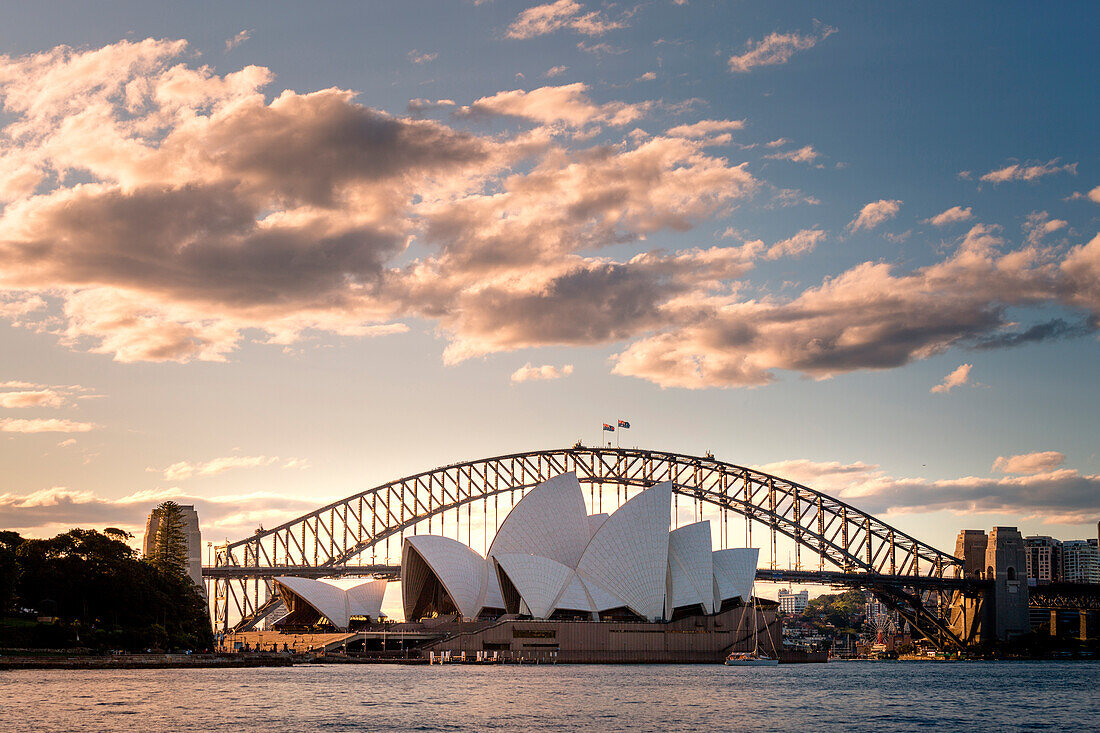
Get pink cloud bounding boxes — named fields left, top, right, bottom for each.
left=506, top=1, right=627, bottom=40
left=510, top=362, right=574, bottom=383
left=0, top=418, right=98, bottom=433
left=930, top=363, right=972, bottom=394
left=752, top=458, right=1096, bottom=525
left=925, top=206, right=973, bottom=227
left=456, top=83, right=651, bottom=127
left=728, top=26, right=836, bottom=73
left=764, top=144, right=820, bottom=164
left=979, top=159, right=1077, bottom=184
left=847, top=199, right=902, bottom=232
left=992, top=451, right=1065, bottom=475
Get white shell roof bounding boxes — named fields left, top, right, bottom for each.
left=403, top=534, right=489, bottom=619
left=488, top=472, right=591, bottom=569
left=478, top=560, right=505, bottom=612
left=712, top=547, right=759, bottom=605
left=577, top=575, right=626, bottom=612
left=274, top=576, right=387, bottom=628
left=494, top=553, right=574, bottom=619
left=555, top=571, right=600, bottom=612
left=587, top=513, right=609, bottom=535
left=343, top=578, right=388, bottom=618
left=667, top=521, right=716, bottom=614
left=576, top=481, right=672, bottom=621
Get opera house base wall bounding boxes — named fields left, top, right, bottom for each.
left=219, top=606, right=781, bottom=663
left=422, top=606, right=780, bottom=664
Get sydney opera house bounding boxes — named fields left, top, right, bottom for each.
left=401, top=473, right=757, bottom=623
left=251, top=472, right=778, bottom=662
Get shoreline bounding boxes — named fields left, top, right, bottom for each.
left=0, top=653, right=293, bottom=670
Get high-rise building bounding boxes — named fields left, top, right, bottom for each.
left=778, top=588, right=809, bottom=614
left=1062, top=540, right=1099, bottom=584
left=1024, top=536, right=1062, bottom=585
left=143, top=504, right=203, bottom=589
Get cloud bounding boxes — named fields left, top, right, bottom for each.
left=225, top=30, right=251, bottom=52
left=973, top=318, right=1094, bottom=350
left=665, top=119, right=745, bottom=140
left=0, top=389, right=65, bottom=408
left=1092, top=186, right=1100, bottom=204
left=0, top=486, right=327, bottom=542
left=764, top=229, right=826, bottom=260
left=611, top=224, right=1100, bottom=389
left=0, top=418, right=98, bottom=433
left=728, top=25, right=837, bottom=73
left=506, top=0, right=627, bottom=40
left=1022, top=210, right=1068, bottom=246
left=510, top=362, right=574, bottom=383
left=576, top=41, right=627, bottom=56
left=636, top=71, right=657, bottom=82
left=992, top=451, right=1065, bottom=475
left=764, top=144, right=820, bottom=164
left=2, top=39, right=1099, bottom=393
left=979, top=159, right=1077, bottom=184
left=545, top=65, right=569, bottom=78
left=752, top=458, right=1096, bottom=525
left=160, top=455, right=283, bottom=481
left=847, top=199, right=901, bottom=232
left=0, top=381, right=94, bottom=408
left=765, top=138, right=789, bottom=148
left=925, top=206, right=973, bottom=227
left=455, top=83, right=651, bottom=127
left=407, top=49, right=438, bottom=65
left=930, top=363, right=972, bottom=394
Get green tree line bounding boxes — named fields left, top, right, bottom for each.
left=0, top=519, right=213, bottom=651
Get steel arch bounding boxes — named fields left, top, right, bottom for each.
left=211, top=446, right=965, bottom=644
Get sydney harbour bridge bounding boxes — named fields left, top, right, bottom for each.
left=203, top=446, right=1088, bottom=650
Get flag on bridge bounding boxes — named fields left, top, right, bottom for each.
left=602, top=423, right=615, bottom=431
left=618, top=420, right=630, bottom=429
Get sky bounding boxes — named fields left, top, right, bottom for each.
left=0, top=0, right=1097, bottom=585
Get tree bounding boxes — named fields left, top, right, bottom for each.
left=0, top=531, right=22, bottom=614
left=147, top=501, right=188, bottom=577
left=6, top=528, right=212, bottom=651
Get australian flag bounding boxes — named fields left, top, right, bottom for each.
left=602, top=423, right=615, bottom=431
left=618, top=420, right=630, bottom=429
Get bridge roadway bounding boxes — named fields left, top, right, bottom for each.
left=202, top=564, right=990, bottom=592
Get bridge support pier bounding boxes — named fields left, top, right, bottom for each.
left=1049, top=610, right=1058, bottom=637
left=1081, top=611, right=1090, bottom=642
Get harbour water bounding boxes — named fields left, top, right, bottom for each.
left=2, top=661, right=1097, bottom=731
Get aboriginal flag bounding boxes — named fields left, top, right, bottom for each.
left=618, top=420, right=630, bottom=429
left=602, top=423, right=615, bottom=431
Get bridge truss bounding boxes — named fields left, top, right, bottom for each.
left=210, top=447, right=970, bottom=648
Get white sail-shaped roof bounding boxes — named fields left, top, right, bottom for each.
left=555, top=571, right=599, bottom=612
left=488, top=472, right=591, bottom=569
left=274, top=576, right=387, bottom=629
left=667, top=521, right=716, bottom=614
left=341, top=578, right=388, bottom=618
left=576, top=481, right=672, bottom=621
left=587, top=513, right=609, bottom=536
left=275, top=576, right=350, bottom=627
left=712, top=547, right=759, bottom=606
left=479, top=562, right=505, bottom=612
left=578, top=575, right=626, bottom=612
left=402, top=534, right=490, bottom=620
left=494, top=553, right=574, bottom=619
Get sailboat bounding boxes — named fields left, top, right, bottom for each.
left=724, top=587, right=779, bottom=667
